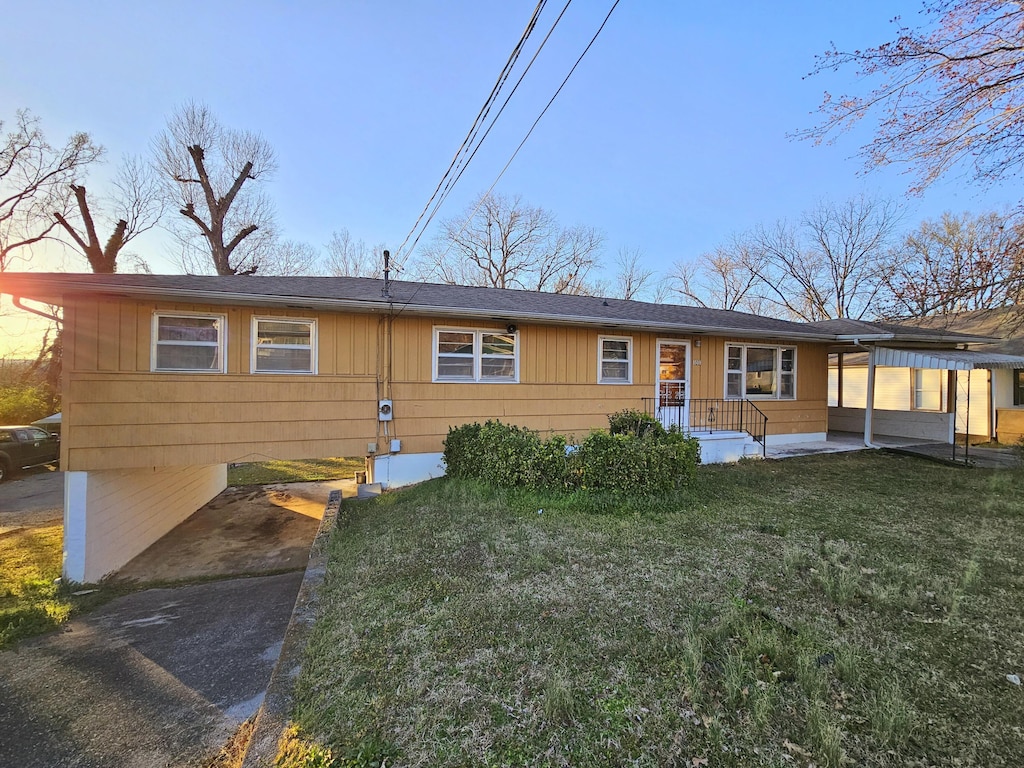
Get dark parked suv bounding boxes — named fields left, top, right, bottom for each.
left=0, top=426, right=60, bottom=482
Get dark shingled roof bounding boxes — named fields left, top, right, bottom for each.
left=806, top=318, right=995, bottom=344
left=0, top=273, right=838, bottom=340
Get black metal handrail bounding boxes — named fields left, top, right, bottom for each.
left=641, top=397, right=769, bottom=457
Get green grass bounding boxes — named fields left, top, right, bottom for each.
left=291, top=452, right=1024, bottom=767
left=227, top=457, right=364, bottom=485
left=0, top=524, right=115, bottom=648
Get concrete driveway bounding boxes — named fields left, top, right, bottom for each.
left=0, top=471, right=355, bottom=767
left=0, top=572, right=303, bottom=767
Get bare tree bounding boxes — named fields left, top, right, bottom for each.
left=881, top=210, right=1024, bottom=318
left=670, top=197, right=903, bottom=320
left=155, top=102, right=277, bottom=275
left=668, top=235, right=765, bottom=311
left=53, top=156, right=163, bottom=273
left=800, top=0, right=1024, bottom=194
left=1, top=110, right=102, bottom=271
left=325, top=229, right=385, bottom=277
left=750, top=197, right=904, bottom=320
left=261, top=239, right=323, bottom=276
left=416, top=192, right=604, bottom=293
left=612, top=247, right=655, bottom=300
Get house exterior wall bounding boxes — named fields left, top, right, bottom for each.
left=828, top=406, right=954, bottom=442
left=63, top=463, right=226, bottom=582
left=60, top=297, right=829, bottom=471
left=953, top=369, right=991, bottom=438
left=996, top=409, right=1024, bottom=444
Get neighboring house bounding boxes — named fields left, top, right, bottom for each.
left=817, top=315, right=1024, bottom=445
left=1, top=272, right=1019, bottom=582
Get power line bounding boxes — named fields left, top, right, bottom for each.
left=402, top=0, right=576, bottom=262
left=393, top=1, right=547, bottom=265
left=472, top=0, right=621, bottom=218
left=395, top=0, right=622, bottom=317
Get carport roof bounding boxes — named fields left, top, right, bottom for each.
left=872, top=347, right=1024, bottom=370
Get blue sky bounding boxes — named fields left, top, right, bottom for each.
left=0, top=2, right=1015, bottom=306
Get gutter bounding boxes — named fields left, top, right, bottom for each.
left=12, top=295, right=60, bottom=322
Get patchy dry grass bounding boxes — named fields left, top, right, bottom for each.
left=292, top=452, right=1024, bottom=767
left=227, top=457, right=364, bottom=486
left=0, top=524, right=114, bottom=648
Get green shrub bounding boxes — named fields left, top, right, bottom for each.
left=572, top=429, right=699, bottom=493
left=443, top=420, right=546, bottom=488
left=443, top=416, right=700, bottom=496
left=607, top=408, right=666, bottom=439
left=0, top=385, right=50, bottom=425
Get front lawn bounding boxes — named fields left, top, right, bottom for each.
left=291, top=452, right=1024, bottom=767
left=227, top=457, right=364, bottom=485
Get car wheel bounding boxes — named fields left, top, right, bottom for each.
left=0, top=459, right=9, bottom=483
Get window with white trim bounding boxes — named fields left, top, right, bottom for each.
left=434, top=328, right=518, bottom=382
left=725, top=345, right=796, bottom=399
left=252, top=318, right=316, bottom=373
left=599, top=336, right=632, bottom=384
left=152, top=313, right=226, bottom=372
left=913, top=368, right=942, bottom=411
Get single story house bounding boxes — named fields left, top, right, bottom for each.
left=1, top=272, right=1019, bottom=581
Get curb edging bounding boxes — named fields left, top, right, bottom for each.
left=240, top=488, right=342, bottom=767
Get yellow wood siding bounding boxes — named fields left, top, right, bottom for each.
left=60, top=298, right=830, bottom=470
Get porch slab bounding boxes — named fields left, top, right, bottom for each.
left=766, top=431, right=1021, bottom=469
left=764, top=431, right=941, bottom=459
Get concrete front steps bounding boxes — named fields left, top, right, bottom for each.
left=692, top=430, right=762, bottom=463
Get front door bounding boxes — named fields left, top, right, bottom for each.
left=656, top=341, right=690, bottom=432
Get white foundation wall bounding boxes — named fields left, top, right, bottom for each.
left=64, top=464, right=227, bottom=583
left=828, top=407, right=953, bottom=442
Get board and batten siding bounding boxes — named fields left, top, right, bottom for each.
left=60, top=298, right=829, bottom=470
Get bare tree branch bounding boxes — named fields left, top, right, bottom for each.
left=799, top=0, right=1024, bottom=195
left=415, top=192, right=605, bottom=293
left=155, top=102, right=277, bottom=275
left=1, top=110, right=102, bottom=270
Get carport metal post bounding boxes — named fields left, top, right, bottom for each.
left=863, top=345, right=876, bottom=447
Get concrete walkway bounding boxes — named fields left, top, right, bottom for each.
left=766, top=431, right=1021, bottom=469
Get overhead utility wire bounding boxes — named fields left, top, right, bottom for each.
left=468, top=0, right=621, bottom=222
left=399, top=0, right=575, bottom=263
left=393, top=0, right=547, bottom=264
left=394, top=0, right=621, bottom=318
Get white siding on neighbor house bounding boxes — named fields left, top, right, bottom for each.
left=63, top=464, right=227, bottom=582
left=829, top=407, right=954, bottom=442
left=954, top=369, right=991, bottom=437
left=833, top=367, right=917, bottom=410
left=992, top=368, right=1016, bottom=409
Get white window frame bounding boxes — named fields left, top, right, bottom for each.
left=912, top=368, right=943, bottom=411
left=151, top=311, right=227, bottom=373
left=432, top=326, right=519, bottom=383
left=723, top=344, right=797, bottom=400
left=598, top=335, right=633, bottom=384
left=251, top=316, right=317, bottom=374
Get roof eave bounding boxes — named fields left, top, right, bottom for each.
left=2, top=279, right=838, bottom=342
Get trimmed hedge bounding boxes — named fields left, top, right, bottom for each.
left=442, top=414, right=700, bottom=495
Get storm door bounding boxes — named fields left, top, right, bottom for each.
left=656, top=341, right=690, bottom=432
